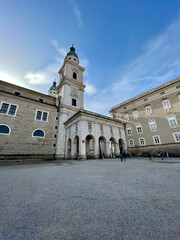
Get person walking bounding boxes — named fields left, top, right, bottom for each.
left=148, top=152, right=152, bottom=160
left=120, top=153, right=123, bottom=161
left=161, top=152, right=164, bottom=160
left=122, top=152, right=126, bottom=161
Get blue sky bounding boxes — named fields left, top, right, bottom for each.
left=1, top=0, right=180, bottom=115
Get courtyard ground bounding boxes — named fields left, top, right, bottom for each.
left=0, top=158, right=180, bottom=240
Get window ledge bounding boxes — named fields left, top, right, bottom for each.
left=170, top=125, right=179, bottom=128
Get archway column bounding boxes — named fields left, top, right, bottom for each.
left=106, top=140, right=111, bottom=158
left=78, top=136, right=86, bottom=160
left=94, top=137, right=99, bottom=159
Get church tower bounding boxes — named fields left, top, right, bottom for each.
left=56, top=45, right=86, bottom=158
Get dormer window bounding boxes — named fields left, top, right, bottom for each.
left=14, top=91, right=21, bottom=96
left=73, top=72, right=77, bottom=79
left=38, top=98, right=44, bottom=103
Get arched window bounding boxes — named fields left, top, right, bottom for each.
left=32, top=129, right=45, bottom=138
left=73, top=72, right=77, bottom=79
left=0, top=124, right=11, bottom=135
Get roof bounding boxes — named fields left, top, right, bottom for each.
left=64, top=109, right=124, bottom=125
left=110, top=76, right=180, bottom=112
left=49, top=81, right=57, bottom=90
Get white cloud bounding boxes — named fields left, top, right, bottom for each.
left=69, top=0, right=83, bottom=27
left=84, top=20, right=180, bottom=115
left=84, top=82, right=97, bottom=95
left=24, top=40, right=66, bottom=85
left=0, top=72, right=24, bottom=87
left=24, top=60, right=63, bottom=85
left=24, top=40, right=90, bottom=87
left=51, top=40, right=67, bottom=57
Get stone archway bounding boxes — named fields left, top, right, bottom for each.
left=67, top=138, right=71, bottom=159
left=99, top=136, right=106, bottom=158
left=86, top=135, right=94, bottom=159
left=109, top=137, right=116, bottom=158
left=119, top=138, right=125, bottom=154
left=74, top=135, right=79, bottom=158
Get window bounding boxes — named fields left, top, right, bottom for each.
left=126, top=126, right=132, bottom=135
left=149, top=121, right=157, bottom=131
left=35, top=110, right=48, bottom=122
left=153, top=135, right=161, bottom=144
left=173, top=132, right=180, bottom=142
left=168, top=117, right=178, bottom=127
left=100, top=124, right=103, bottom=133
left=139, top=138, right=146, bottom=146
left=133, top=110, right=139, bottom=119
left=0, top=102, right=17, bottom=116
left=53, top=143, right=56, bottom=147
left=56, top=117, right=58, bottom=120
left=136, top=124, right=143, bottom=133
left=162, top=99, right=171, bottom=110
left=145, top=106, right=152, bottom=116
left=14, top=91, right=21, bottom=96
left=54, top=134, right=57, bottom=138
left=72, top=98, right=77, bottom=106
left=0, top=125, right=11, bottom=135
left=68, top=57, right=71, bottom=60
left=55, top=126, right=58, bottom=129
left=129, top=139, right=134, bottom=147
left=32, top=129, right=45, bottom=138
left=38, top=98, right=44, bottom=103
left=73, top=72, right=77, bottom=79
left=88, top=122, right=92, bottom=131
left=124, top=113, right=129, bottom=121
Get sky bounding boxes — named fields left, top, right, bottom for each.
left=1, top=0, right=180, bottom=115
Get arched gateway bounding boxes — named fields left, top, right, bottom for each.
left=74, top=136, right=79, bottom=158
left=67, top=138, right=71, bottom=159
left=109, top=137, right=116, bottom=158
left=99, top=136, right=106, bottom=158
left=86, top=135, right=94, bottom=159
left=119, top=138, right=125, bottom=154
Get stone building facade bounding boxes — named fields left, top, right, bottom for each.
left=0, top=46, right=126, bottom=160
left=0, top=80, right=58, bottom=160
left=109, top=78, right=180, bottom=157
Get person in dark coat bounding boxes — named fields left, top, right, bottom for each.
left=122, top=152, right=126, bottom=161
left=148, top=152, right=152, bottom=160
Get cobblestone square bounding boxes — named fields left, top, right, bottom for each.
left=0, top=158, right=180, bottom=240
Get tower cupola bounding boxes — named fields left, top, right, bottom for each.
left=65, top=44, right=79, bottom=64
left=48, top=80, right=57, bottom=97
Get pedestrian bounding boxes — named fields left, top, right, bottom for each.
left=120, top=153, right=123, bottom=161
left=148, top=152, right=152, bottom=160
left=161, top=152, right=164, bottom=160
left=123, top=152, right=126, bottom=161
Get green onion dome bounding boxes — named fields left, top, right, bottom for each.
left=66, top=45, right=78, bottom=58
left=49, top=81, right=57, bottom=90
